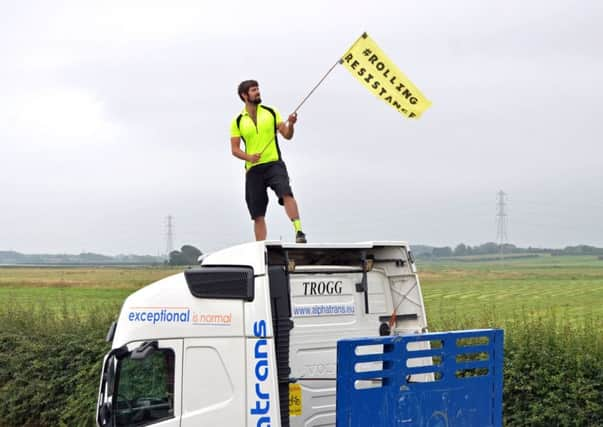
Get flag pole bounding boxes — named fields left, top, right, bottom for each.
left=292, top=59, right=342, bottom=114
left=291, top=32, right=368, bottom=114
left=257, top=33, right=366, bottom=157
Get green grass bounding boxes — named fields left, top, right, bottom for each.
left=418, top=255, right=603, bottom=329
left=1, top=255, right=602, bottom=328
left=0, top=266, right=183, bottom=315
left=0, top=266, right=182, bottom=289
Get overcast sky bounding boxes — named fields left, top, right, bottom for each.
left=1, top=1, right=602, bottom=255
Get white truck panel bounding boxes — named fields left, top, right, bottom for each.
left=181, top=337, right=246, bottom=426
left=113, top=273, right=245, bottom=347
left=202, top=241, right=267, bottom=276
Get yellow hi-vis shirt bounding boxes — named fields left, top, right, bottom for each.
left=230, top=104, right=283, bottom=170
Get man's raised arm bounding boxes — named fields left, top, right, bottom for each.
left=278, top=113, right=298, bottom=140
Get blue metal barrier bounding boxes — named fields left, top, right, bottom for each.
left=336, top=329, right=503, bottom=427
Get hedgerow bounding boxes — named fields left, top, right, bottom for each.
left=0, top=301, right=116, bottom=427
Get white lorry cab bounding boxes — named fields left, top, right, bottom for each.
left=96, top=241, right=431, bottom=427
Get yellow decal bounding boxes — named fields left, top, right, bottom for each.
left=289, top=383, right=302, bottom=416
left=342, top=32, right=432, bottom=118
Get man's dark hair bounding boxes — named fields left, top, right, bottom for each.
left=238, top=80, right=258, bottom=101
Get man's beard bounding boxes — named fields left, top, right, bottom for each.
left=251, top=97, right=262, bottom=105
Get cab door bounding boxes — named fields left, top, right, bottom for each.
left=180, top=337, right=246, bottom=426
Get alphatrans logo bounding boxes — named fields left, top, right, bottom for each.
left=127, top=307, right=232, bottom=326
left=250, top=320, right=271, bottom=426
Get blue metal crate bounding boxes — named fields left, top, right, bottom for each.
left=336, top=329, right=503, bottom=427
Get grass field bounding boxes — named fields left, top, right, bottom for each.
left=418, top=255, right=603, bottom=328
left=1, top=254, right=602, bottom=329
left=0, top=266, right=181, bottom=314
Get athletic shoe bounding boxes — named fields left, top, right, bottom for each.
left=295, top=231, right=307, bottom=243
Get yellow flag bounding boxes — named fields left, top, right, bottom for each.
left=342, top=33, right=431, bottom=118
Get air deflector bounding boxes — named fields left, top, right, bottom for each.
left=184, top=266, right=255, bottom=301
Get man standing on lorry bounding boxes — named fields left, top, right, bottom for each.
left=230, top=80, right=307, bottom=243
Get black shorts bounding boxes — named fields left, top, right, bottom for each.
left=245, top=161, right=293, bottom=219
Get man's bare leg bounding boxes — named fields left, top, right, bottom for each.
left=254, top=216, right=267, bottom=241
left=282, top=195, right=300, bottom=220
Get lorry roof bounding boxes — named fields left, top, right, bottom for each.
left=265, top=240, right=409, bottom=249
left=200, top=241, right=411, bottom=276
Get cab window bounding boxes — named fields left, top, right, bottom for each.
left=114, top=348, right=175, bottom=426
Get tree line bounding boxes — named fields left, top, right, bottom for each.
left=415, top=243, right=603, bottom=258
